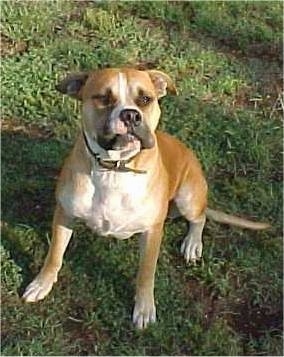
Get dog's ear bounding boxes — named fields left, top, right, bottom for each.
left=146, top=70, right=177, bottom=98
left=55, top=72, right=89, bottom=100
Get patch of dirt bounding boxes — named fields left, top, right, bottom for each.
left=1, top=117, right=54, bottom=139
left=185, top=277, right=283, bottom=345
left=186, top=279, right=228, bottom=329
left=0, top=33, right=27, bottom=57
left=231, top=298, right=283, bottom=339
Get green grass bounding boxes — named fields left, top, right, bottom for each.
left=1, top=1, right=283, bottom=355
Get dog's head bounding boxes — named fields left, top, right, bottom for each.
left=56, top=68, right=176, bottom=160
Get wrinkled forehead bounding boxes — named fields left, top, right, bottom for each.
left=82, top=68, right=156, bottom=98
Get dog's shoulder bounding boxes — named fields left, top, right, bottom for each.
left=55, top=135, right=92, bottom=197
left=156, top=130, right=205, bottom=197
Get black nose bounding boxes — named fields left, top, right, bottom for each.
left=120, top=109, right=141, bottom=127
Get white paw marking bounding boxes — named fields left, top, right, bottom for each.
left=181, top=236, right=203, bottom=264
left=132, top=298, right=156, bottom=329
left=22, top=273, right=57, bottom=302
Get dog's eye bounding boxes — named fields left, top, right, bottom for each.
left=136, top=95, right=152, bottom=106
left=100, top=96, right=110, bottom=106
left=91, top=94, right=111, bottom=106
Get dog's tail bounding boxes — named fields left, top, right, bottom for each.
left=206, top=208, right=270, bottom=230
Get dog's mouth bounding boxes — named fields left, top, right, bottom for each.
left=98, top=133, right=141, bottom=151
left=98, top=126, right=155, bottom=152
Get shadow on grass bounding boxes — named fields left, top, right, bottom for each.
left=1, top=130, right=68, bottom=287
left=1, top=129, right=134, bottom=316
left=1, top=131, right=63, bottom=227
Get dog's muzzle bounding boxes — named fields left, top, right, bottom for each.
left=98, top=108, right=155, bottom=151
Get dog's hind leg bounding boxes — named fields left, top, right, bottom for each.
left=22, top=204, right=73, bottom=302
left=180, top=215, right=206, bottom=264
left=174, top=182, right=207, bottom=264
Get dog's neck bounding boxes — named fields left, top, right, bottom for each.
left=82, top=130, right=147, bottom=174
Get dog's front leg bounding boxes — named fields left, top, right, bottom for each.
left=133, top=222, right=163, bottom=329
left=22, top=204, right=73, bottom=302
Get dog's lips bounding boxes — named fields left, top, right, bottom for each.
left=131, top=125, right=155, bottom=149
left=112, top=133, right=141, bottom=151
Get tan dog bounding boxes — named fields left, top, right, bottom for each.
left=22, top=68, right=269, bottom=329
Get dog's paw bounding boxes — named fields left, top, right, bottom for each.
left=22, top=272, right=57, bottom=302
left=181, top=236, right=202, bottom=264
left=132, top=295, right=156, bottom=329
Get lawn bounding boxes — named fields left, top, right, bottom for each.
left=1, top=1, right=283, bottom=355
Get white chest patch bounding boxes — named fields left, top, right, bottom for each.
left=59, top=168, right=158, bottom=239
